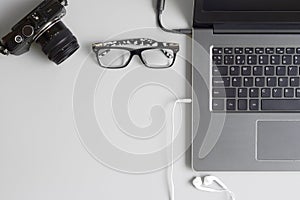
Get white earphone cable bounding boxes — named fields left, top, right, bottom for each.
left=169, top=99, right=235, bottom=200
left=170, top=99, right=192, bottom=200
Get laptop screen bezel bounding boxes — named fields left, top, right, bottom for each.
left=194, top=0, right=300, bottom=28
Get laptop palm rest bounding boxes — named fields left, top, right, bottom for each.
left=257, top=121, right=300, bottom=161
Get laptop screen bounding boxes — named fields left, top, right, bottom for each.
left=194, top=0, right=300, bottom=27
left=203, top=0, right=300, bottom=11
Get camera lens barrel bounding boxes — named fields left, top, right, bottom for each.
left=36, top=21, right=79, bottom=65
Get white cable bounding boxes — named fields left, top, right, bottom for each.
left=168, top=98, right=235, bottom=200
left=169, top=99, right=192, bottom=200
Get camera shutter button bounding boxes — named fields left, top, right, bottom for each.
left=22, top=25, right=34, bottom=37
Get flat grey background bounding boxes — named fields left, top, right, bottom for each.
left=0, top=0, right=299, bottom=200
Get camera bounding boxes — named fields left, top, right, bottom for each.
left=0, top=0, right=79, bottom=65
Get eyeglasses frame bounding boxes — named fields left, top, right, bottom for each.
left=92, top=38, right=180, bottom=69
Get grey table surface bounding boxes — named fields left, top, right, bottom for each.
left=0, top=0, right=299, bottom=200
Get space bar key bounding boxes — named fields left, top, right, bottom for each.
left=262, top=99, right=300, bottom=110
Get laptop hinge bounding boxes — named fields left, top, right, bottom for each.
left=214, top=24, right=300, bottom=34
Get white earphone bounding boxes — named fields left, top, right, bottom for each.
left=192, top=176, right=235, bottom=200
left=169, top=99, right=235, bottom=200
left=192, top=176, right=225, bottom=192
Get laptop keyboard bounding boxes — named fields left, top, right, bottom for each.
left=211, top=46, right=300, bottom=112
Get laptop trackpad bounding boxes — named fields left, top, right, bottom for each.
left=257, top=121, right=300, bottom=161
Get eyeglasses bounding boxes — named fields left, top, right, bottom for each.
left=92, top=38, right=179, bottom=69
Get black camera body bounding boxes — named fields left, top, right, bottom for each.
left=0, top=0, right=79, bottom=65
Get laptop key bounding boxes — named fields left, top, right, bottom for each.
left=232, top=77, right=242, bottom=87
left=276, top=48, right=285, bottom=54
left=213, top=66, right=228, bottom=76
left=224, top=55, right=234, bottom=65
left=236, top=55, right=246, bottom=65
left=245, top=48, right=254, bottom=54
left=265, top=66, right=275, bottom=76
left=255, top=48, right=264, bottom=54
left=288, top=66, right=298, bottom=75
left=244, top=77, right=254, bottom=87
left=273, top=88, right=283, bottom=97
left=224, top=48, right=233, bottom=54
left=297, top=48, right=300, bottom=54
left=278, top=77, right=289, bottom=87
left=213, top=77, right=230, bottom=87
left=259, top=55, right=269, bottom=65
left=255, top=77, right=265, bottom=87
left=267, top=77, right=277, bottom=87
left=286, top=48, right=295, bottom=54
left=242, top=66, right=251, bottom=75
left=250, top=88, right=259, bottom=97
left=238, top=88, right=248, bottom=97
left=284, top=88, right=294, bottom=97
left=235, top=48, right=243, bottom=54
left=213, top=88, right=236, bottom=98
left=282, top=55, right=292, bottom=65
left=276, top=66, right=286, bottom=75
left=297, top=88, right=300, bottom=97
left=253, top=66, right=263, bottom=76
left=262, top=99, right=300, bottom=110
left=270, top=55, right=280, bottom=65
left=291, top=77, right=300, bottom=87
left=294, top=55, right=300, bottom=64
left=261, top=88, right=271, bottom=98
left=213, top=48, right=222, bottom=54
left=230, top=66, right=240, bottom=75
left=212, top=99, right=224, bottom=110
left=247, top=55, right=257, bottom=65
left=249, top=99, right=259, bottom=110
left=213, top=55, right=222, bottom=65
left=265, top=48, right=275, bottom=54
left=227, top=99, right=236, bottom=110
left=238, top=99, right=248, bottom=111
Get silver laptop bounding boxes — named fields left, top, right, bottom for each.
left=192, top=0, right=300, bottom=171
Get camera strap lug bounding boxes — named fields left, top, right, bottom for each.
left=0, top=42, right=9, bottom=55
left=59, top=0, right=68, bottom=6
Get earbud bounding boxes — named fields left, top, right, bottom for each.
left=192, top=177, right=203, bottom=188
left=203, top=176, right=229, bottom=190
left=192, top=176, right=235, bottom=200
left=203, top=176, right=214, bottom=186
left=192, top=176, right=224, bottom=192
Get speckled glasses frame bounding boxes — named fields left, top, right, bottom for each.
left=92, top=38, right=179, bottom=69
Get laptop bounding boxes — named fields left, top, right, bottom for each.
left=192, top=0, right=300, bottom=171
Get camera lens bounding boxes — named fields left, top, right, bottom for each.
left=36, top=21, right=79, bottom=65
